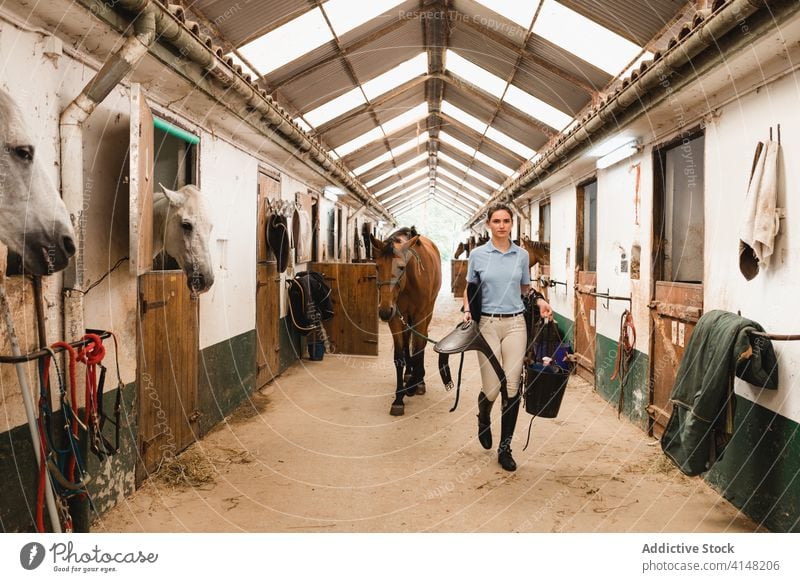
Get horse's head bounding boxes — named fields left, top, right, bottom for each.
left=158, top=184, right=215, bottom=294
left=370, top=232, right=419, bottom=322
left=521, top=237, right=550, bottom=268
left=0, top=88, right=75, bottom=275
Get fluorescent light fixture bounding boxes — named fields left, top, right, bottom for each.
left=323, top=186, right=345, bottom=202
left=595, top=140, right=640, bottom=169
left=588, top=135, right=637, bottom=158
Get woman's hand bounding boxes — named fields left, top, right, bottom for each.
left=536, top=297, right=553, bottom=319
left=463, top=309, right=472, bottom=323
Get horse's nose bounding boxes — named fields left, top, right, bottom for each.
left=378, top=306, right=395, bottom=321
left=63, top=236, right=76, bottom=257
left=189, top=272, right=205, bottom=292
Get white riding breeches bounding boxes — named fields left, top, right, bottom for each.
left=476, top=314, right=527, bottom=401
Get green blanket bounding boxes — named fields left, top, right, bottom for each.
left=661, top=310, right=778, bottom=476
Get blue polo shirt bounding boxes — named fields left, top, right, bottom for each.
left=467, top=240, right=531, bottom=314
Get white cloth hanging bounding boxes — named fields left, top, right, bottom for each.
left=739, top=140, right=780, bottom=278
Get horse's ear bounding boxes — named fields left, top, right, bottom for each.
left=401, top=235, right=420, bottom=250
left=160, top=183, right=186, bottom=206
left=370, top=233, right=384, bottom=253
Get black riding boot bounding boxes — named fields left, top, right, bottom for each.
left=497, top=392, right=522, bottom=471
left=477, top=392, right=494, bottom=449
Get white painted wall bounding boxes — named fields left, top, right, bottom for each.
left=595, top=152, right=651, bottom=352
left=546, top=183, right=577, bottom=324
left=198, top=134, right=258, bottom=349
left=705, top=71, right=800, bottom=423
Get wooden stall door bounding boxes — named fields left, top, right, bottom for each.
left=136, top=272, right=198, bottom=483
left=574, top=271, right=597, bottom=382
left=309, top=262, right=378, bottom=356
left=256, top=263, right=280, bottom=387
left=257, top=172, right=281, bottom=388
left=451, top=259, right=468, bottom=297
left=647, top=282, right=703, bottom=436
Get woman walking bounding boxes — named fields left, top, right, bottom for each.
left=464, top=204, right=552, bottom=471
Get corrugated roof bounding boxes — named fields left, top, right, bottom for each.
left=185, top=0, right=691, bottom=217
left=188, top=0, right=313, bottom=46
left=559, top=0, right=686, bottom=46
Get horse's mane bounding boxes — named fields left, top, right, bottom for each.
left=525, top=240, right=550, bottom=249
left=380, top=226, right=419, bottom=257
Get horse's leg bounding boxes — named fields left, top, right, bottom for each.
left=389, top=317, right=407, bottom=416
left=406, top=315, right=431, bottom=396
left=401, top=327, right=413, bottom=390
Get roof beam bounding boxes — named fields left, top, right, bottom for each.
left=264, top=17, right=412, bottom=92
left=458, top=15, right=596, bottom=95
left=423, top=0, right=450, bottom=200
left=436, top=72, right=559, bottom=139
left=314, top=75, right=427, bottom=136
left=436, top=112, right=526, bottom=166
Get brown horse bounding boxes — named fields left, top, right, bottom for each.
left=370, top=227, right=441, bottom=416
left=520, top=237, right=550, bottom=268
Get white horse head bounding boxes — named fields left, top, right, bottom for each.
left=153, top=184, right=214, bottom=294
left=0, top=87, right=75, bottom=275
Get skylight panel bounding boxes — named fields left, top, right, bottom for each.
left=441, top=101, right=488, bottom=134
left=391, top=131, right=429, bottom=157
left=335, top=126, right=384, bottom=157
left=362, top=53, right=427, bottom=100
left=303, top=87, right=366, bottom=127
left=238, top=9, right=333, bottom=75
left=353, top=150, right=392, bottom=176
left=485, top=127, right=536, bottom=159
left=437, top=167, right=490, bottom=199
left=434, top=184, right=482, bottom=209
left=386, top=188, right=430, bottom=209
left=364, top=153, right=428, bottom=188
left=439, top=132, right=477, bottom=158
left=466, top=168, right=501, bottom=189
left=353, top=132, right=429, bottom=177
left=374, top=169, right=429, bottom=197
left=504, top=85, right=572, bottom=130
left=473, top=0, right=540, bottom=29
left=380, top=180, right=429, bottom=204
left=324, top=0, right=405, bottom=38
left=382, top=103, right=428, bottom=136
left=438, top=152, right=499, bottom=189
left=445, top=50, right=506, bottom=98
left=533, top=0, right=644, bottom=76
left=474, top=150, right=514, bottom=175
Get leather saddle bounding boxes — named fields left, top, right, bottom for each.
left=434, top=321, right=507, bottom=410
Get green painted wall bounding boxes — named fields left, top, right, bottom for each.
left=0, top=382, right=136, bottom=532
left=593, top=333, right=650, bottom=430
left=197, top=330, right=257, bottom=437
left=706, top=397, right=800, bottom=533
left=552, top=312, right=574, bottom=345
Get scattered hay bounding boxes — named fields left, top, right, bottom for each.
left=154, top=446, right=217, bottom=489
left=153, top=444, right=255, bottom=489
